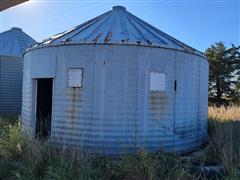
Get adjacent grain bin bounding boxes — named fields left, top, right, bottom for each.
left=22, top=6, right=208, bottom=154
left=0, top=27, right=36, bottom=115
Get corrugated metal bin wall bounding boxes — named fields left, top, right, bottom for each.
left=22, top=44, right=208, bottom=155
left=0, top=56, right=23, bottom=115
left=21, top=52, right=33, bottom=134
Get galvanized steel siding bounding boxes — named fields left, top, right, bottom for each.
left=31, top=48, right=57, bottom=78
left=22, top=45, right=208, bottom=155
left=21, top=53, right=34, bottom=134
left=52, top=46, right=96, bottom=151
left=50, top=46, right=143, bottom=154
left=146, top=49, right=175, bottom=152
left=174, top=52, right=201, bottom=152
left=0, top=56, right=23, bottom=115
left=199, top=58, right=209, bottom=142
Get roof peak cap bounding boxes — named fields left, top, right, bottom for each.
left=112, top=6, right=126, bottom=11
left=11, top=27, right=22, bottom=31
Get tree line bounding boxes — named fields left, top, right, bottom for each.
left=205, top=42, right=240, bottom=107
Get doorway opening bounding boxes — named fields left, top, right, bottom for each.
left=35, top=78, right=53, bottom=139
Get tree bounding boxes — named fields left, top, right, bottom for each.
left=205, top=42, right=240, bottom=106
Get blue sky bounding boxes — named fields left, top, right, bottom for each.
left=0, top=0, right=239, bottom=52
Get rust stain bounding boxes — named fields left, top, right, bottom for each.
left=67, top=88, right=82, bottom=135
left=147, top=40, right=152, bottom=46
left=136, top=40, right=141, bottom=45
left=149, top=91, right=168, bottom=120
left=93, top=34, right=101, bottom=43
left=69, top=88, right=76, bottom=123
left=104, top=32, right=112, bottom=43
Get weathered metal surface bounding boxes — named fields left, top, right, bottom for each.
left=31, top=48, right=56, bottom=78
left=21, top=52, right=34, bottom=133
left=0, top=28, right=36, bottom=115
left=28, top=6, right=203, bottom=57
left=199, top=57, right=209, bottom=144
left=22, top=44, right=208, bottom=154
left=174, top=51, right=202, bottom=152
left=22, top=6, right=208, bottom=155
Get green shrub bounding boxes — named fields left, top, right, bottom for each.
left=0, top=155, right=18, bottom=180
left=0, top=116, right=21, bottom=180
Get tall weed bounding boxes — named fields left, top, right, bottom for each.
left=208, top=106, right=240, bottom=178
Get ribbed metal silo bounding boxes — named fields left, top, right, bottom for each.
left=22, top=6, right=208, bottom=155
left=0, top=27, right=36, bottom=115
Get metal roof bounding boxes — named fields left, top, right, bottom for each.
left=31, top=6, right=202, bottom=56
left=0, top=27, right=36, bottom=57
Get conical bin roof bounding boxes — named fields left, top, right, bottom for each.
left=0, top=27, right=36, bottom=57
left=32, top=6, right=202, bottom=56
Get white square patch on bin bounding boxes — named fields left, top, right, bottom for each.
left=68, top=68, right=83, bottom=88
left=150, top=72, right=166, bottom=91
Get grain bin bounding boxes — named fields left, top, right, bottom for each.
left=22, top=6, right=208, bottom=154
left=0, top=27, right=36, bottom=115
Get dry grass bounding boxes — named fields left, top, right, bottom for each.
left=207, top=106, right=240, bottom=179
left=1, top=107, right=240, bottom=179
left=208, top=106, right=240, bottom=121
left=0, top=116, right=194, bottom=180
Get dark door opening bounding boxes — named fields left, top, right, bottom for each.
left=36, top=78, right=53, bottom=139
